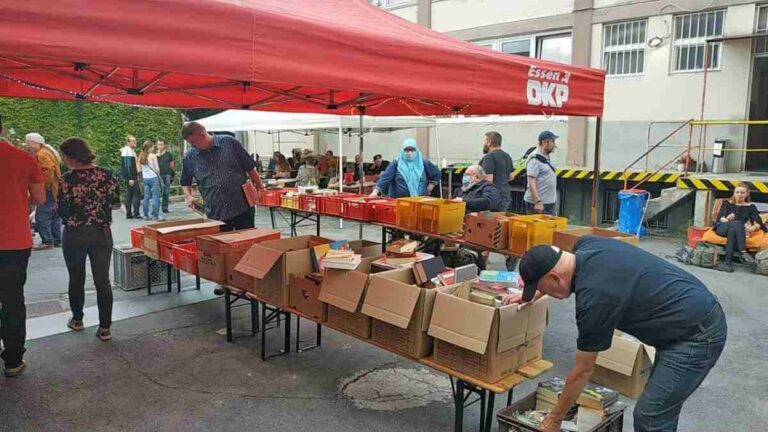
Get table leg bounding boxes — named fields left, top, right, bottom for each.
left=196, top=274, right=200, bottom=290
left=270, top=207, right=276, bottom=230
left=507, top=388, right=514, bottom=407
left=453, top=378, right=465, bottom=432
left=316, top=323, right=322, bottom=347
left=295, top=314, right=301, bottom=353
left=224, top=289, right=233, bottom=342
left=251, top=299, right=259, bottom=335
left=166, top=262, right=172, bottom=293
left=316, top=213, right=320, bottom=236
left=176, top=269, right=181, bottom=293
left=479, top=390, right=486, bottom=432
left=381, top=226, right=387, bottom=254
left=482, top=391, right=496, bottom=432
left=146, top=258, right=152, bottom=295
left=284, top=311, right=291, bottom=354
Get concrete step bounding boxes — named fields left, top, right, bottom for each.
left=645, top=187, right=695, bottom=223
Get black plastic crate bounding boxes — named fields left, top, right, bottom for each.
left=113, top=245, right=168, bottom=291
left=497, top=391, right=624, bottom=432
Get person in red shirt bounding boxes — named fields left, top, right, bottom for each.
left=0, top=137, right=46, bottom=378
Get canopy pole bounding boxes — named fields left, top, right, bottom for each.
left=434, top=126, right=443, bottom=198
left=590, top=117, right=603, bottom=227
left=338, top=118, right=344, bottom=229
left=358, top=107, right=365, bottom=240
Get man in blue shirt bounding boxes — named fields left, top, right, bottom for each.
left=180, top=122, right=264, bottom=232
left=507, top=237, right=727, bottom=432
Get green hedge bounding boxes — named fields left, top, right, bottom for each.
left=0, top=98, right=183, bottom=172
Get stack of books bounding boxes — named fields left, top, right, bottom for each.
left=322, top=250, right=362, bottom=270
left=534, top=377, right=622, bottom=431
left=311, top=240, right=352, bottom=272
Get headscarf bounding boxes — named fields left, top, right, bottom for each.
left=397, top=138, right=424, bottom=197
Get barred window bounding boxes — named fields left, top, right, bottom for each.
left=672, top=10, right=725, bottom=72
left=603, top=20, right=647, bottom=75
left=755, top=5, right=768, bottom=54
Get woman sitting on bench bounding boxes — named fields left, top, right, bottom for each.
left=714, top=182, right=767, bottom=272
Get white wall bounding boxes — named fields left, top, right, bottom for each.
left=431, top=0, right=574, bottom=32
left=389, top=5, right=418, bottom=22
left=586, top=4, right=756, bottom=171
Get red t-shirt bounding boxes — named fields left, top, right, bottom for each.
left=0, top=140, right=44, bottom=250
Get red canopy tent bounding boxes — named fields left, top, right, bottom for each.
left=0, top=0, right=606, bottom=223
left=0, top=0, right=604, bottom=117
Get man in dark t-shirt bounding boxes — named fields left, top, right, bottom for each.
left=506, top=237, right=727, bottom=432
left=479, top=131, right=513, bottom=211
left=156, top=140, right=174, bottom=214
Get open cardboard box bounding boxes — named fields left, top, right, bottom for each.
left=552, top=227, right=638, bottom=253
left=348, top=240, right=382, bottom=258
left=428, top=283, right=549, bottom=383
left=591, top=330, right=656, bottom=399
left=142, top=218, right=224, bottom=258
left=463, top=212, right=518, bottom=250
left=196, top=229, right=281, bottom=286
left=235, top=235, right=333, bottom=307
left=361, top=268, right=448, bottom=359
left=318, top=255, right=382, bottom=338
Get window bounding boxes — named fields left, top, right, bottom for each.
left=537, top=34, right=572, bottom=64
left=755, top=5, right=768, bottom=54
left=603, top=20, right=647, bottom=75
left=474, top=32, right=571, bottom=64
left=672, top=10, right=725, bottom=72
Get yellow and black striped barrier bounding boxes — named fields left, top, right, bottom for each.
left=449, top=167, right=679, bottom=184
left=677, top=178, right=768, bottom=193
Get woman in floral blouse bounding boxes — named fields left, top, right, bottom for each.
left=58, top=137, right=120, bottom=341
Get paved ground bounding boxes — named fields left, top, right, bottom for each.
left=3, top=204, right=767, bottom=431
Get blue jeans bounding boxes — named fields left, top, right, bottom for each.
left=524, top=201, right=557, bottom=216
left=35, top=190, right=62, bottom=244
left=634, top=302, right=727, bottom=431
left=142, top=177, right=161, bottom=219
left=161, top=174, right=172, bottom=213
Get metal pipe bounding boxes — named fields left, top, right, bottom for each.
left=697, top=42, right=711, bottom=174
left=623, top=120, right=692, bottom=190
left=358, top=108, right=365, bottom=241
left=590, top=117, right=602, bottom=227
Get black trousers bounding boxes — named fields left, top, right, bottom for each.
left=0, top=249, right=31, bottom=368
left=715, top=221, right=746, bottom=264
left=220, top=207, right=255, bottom=232
left=124, top=179, right=141, bottom=217
left=62, top=226, right=114, bottom=328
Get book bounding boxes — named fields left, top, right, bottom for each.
left=311, top=240, right=351, bottom=272
left=576, top=383, right=619, bottom=410
left=322, top=250, right=362, bottom=270
left=386, top=239, right=420, bottom=255
left=412, top=256, right=446, bottom=286
left=479, top=270, right=519, bottom=287
left=469, top=290, right=501, bottom=307
left=454, top=264, right=478, bottom=283
left=373, top=252, right=433, bottom=269
left=436, top=269, right=455, bottom=286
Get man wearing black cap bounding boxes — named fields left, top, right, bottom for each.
left=505, top=236, right=727, bottom=432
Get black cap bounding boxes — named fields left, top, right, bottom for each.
left=519, top=245, right=563, bottom=302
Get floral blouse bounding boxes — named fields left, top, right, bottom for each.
left=58, top=167, right=120, bottom=228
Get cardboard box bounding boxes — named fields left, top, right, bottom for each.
left=522, top=335, right=544, bottom=364
left=348, top=240, right=381, bottom=258
left=318, top=256, right=381, bottom=339
left=289, top=275, right=326, bottom=321
left=428, top=288, right=549, bottom=383
left=142, top=218, right=224, bottom=258
left=463, top=212, right=517, bottom=250
left=235, top=235, right=333, bottom=307
left=590, top=331, right=656, bottom=399
left=361, top=268, right=446, bottom=359
left=196, top=229, right=281, bottom=284
left=552, top=227, right=639, bottom=253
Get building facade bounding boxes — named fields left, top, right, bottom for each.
left=372, top=0, right=768, bottom=173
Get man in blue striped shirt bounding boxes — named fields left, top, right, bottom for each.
left=180, top=122, right=264, bottom=232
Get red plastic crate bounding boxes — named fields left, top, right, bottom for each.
left=157, top=240, right=179, bottom=265
left=370, top=199, right=397, bottom=225
left=687, top=226, right=710, bottom=248
left=320, top=193, right=363, bottom=216
left=172, top=242, right=198, bottom=275
left=261, top=189, right=283, bottom=207
left=342, top=198, right=373, bottom=221
left=299, top=194, right=323, bottom=213
left=130, top=227, right=144, bottom=249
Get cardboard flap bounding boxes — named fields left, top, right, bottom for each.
left=155, top=220, right=223, bottom=234
left=644, top=344, right=657, bottom=364
left=428, top=291, right=495, bottom=354
left=595, top=335, right=643, bottom=377
left=497, top=305, right=529, bottom=353
left=526, top=296, right=549, bottom=340
left=361, top=269, right=420, bottom=329
left=318, top=267, right=372, bottom=312
left=234, top=244, right=283, bottom=279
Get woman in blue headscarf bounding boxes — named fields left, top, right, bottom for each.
left=370, top=139, right=440, bottom=198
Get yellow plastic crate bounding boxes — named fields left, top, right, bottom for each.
left=281, top=195, right=299, bottom=210
left=508, top=214, right=568, bottom=255
left=417, top=199, right=466, bottom=234
left=395, top=197, right=427, bottom=230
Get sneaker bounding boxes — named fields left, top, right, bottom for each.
left=67, top=318, right=84, bottom=331
left=126, top=215, right=134, bottom=220
left=213, top=286, right=225, bottom=296
left=715, top=262, right=734, bottom=273
left=96, top=328, right=112, bottom=341
left=162, top=209, right=170, bottom=214
left=4, top=361, right=26, bottom=378
left=32, top=243, right=53, bottom=251
left=134, top=215, right=143, bottom=220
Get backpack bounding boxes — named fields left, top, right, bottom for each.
left=756, top=249, right=768, bottom=276
left=686, top=242, right=723, bottom=268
